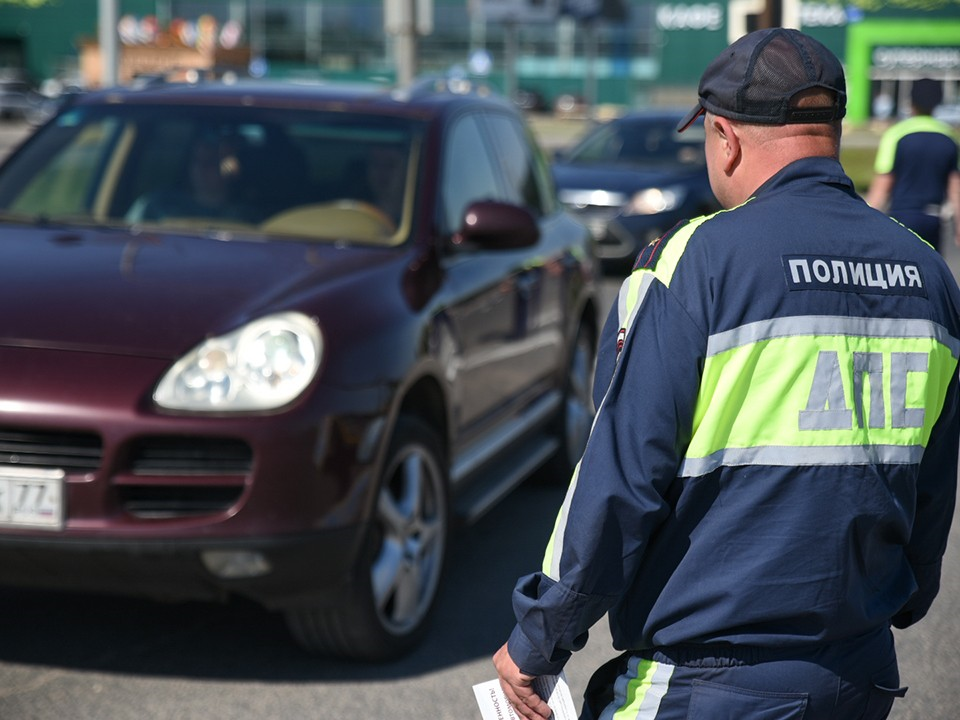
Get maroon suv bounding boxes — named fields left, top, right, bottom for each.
left=0, top=79, right=598, bottom=660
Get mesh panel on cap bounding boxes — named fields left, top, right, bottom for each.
left=678, top=27, right=845, bottom=131
left=744, top=34, right=812, bottom=116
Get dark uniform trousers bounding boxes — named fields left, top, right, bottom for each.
left=580, top=626, right=906, bottom=720
left=891, top=208, right=942, bottom=253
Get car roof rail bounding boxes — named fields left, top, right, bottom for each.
left=396, top=72, right=496, bottom=102
left=129, top=66, right=247, bottom=90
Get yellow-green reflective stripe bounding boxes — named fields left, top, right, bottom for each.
left=684, top=322, right=958, bottom=474
left=607, top=658, right=673, bottom=720
left=645, top=204, right=746, bottom=288
left=647, top=217, right=703, bottom=289
left=691, top=337, right=953, bottom=452
left=542, top=460, right=581, bottom=578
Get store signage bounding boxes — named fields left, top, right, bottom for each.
left=655, top=3, right=723, bottom=31
left=473, top=0, right=559, bottom=23
left=873, top=46, right=960, bottom=71
left=560, top=0, right=603, bottom=20
left=799, top=3, right=847, bottom=27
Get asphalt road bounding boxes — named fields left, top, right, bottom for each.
left=0, top=119, right=956, bottom=719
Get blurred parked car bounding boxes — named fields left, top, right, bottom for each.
left=0, top=79, right=598, bottom=660
left=554, top=93, right=588, bottom=118
left=25, top=84, right=86, bottom=127
left=553, top=110, right=720, bottom=273
left=0, top=77, right=40, bottom=120
left=512, top=87, right=547, bottom=112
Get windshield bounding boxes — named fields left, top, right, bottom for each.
left=566, top=116, right=706, bottom=168
left=0, top=103, right=424, bottom=246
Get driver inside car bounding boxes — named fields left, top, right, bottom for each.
left=126, top=132, right=253, bottom=224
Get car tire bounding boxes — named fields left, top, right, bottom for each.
left=545, top=321, right=596, bottom=482
left=285, top=415, right=449, bottom=660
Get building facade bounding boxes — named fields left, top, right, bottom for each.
left=0, top=0, right=958, bottom=122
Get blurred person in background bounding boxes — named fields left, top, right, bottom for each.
left=867, top=78, right=960, bottom=253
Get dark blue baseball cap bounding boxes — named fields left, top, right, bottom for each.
left=677, top=28, right=846, bottom=132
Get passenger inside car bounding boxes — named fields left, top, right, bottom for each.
left=364, top=142, right=408, bottom=226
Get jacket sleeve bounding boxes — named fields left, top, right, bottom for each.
left=892, top=365, right=960, bottom=629
left=507, top=269, right=706, bottom=675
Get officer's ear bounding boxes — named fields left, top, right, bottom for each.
left=711, top=116, right=741, bottom=174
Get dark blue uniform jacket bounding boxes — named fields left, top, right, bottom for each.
left=508, top=157, right=960, bottom=676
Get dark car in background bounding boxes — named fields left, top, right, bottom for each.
left=0, top=79, right=598, bottom=660
left=25, top=84, right=86, bottom=127
left=0, top=76, right=39, bottom=120
left=553, top=110, right=720, bottom=273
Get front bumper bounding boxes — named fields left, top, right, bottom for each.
left=563, top=205, right=673, bottom=266
left=0, top=527, right=366, bottom=609
left=0, top=344, right=389, bottom=608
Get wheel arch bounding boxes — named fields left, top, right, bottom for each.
left=395, top=373, right=450, bottom=463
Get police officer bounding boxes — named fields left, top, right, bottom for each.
left=866, top=78, right=960, bottom=253
left=493, top=28, right=960, bottom=720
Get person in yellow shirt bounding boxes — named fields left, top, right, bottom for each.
left=867, top=79, right=960, bottom=253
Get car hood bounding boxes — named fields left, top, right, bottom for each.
left=552, top=162, right=704, bottom=193
left=0, top=225, right=397, bottom=358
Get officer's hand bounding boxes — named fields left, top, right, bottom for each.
left=492, top=642, right=553, bottom=720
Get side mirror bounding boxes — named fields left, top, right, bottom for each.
left=453, top=200, right=539, bottom=250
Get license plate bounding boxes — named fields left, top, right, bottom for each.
left=0, top=466, right=65, bottom=530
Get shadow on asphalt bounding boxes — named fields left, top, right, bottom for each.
left=0, top=475, right=567, bottom=683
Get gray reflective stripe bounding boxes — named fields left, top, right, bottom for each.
left=617, top=276, right=631, bottom=327
left=634, top=661, right=674, bottom=720
left=799, top=350, right=852, bottom=430
left=707, top=316, right=960, bottom=358
left=679, top=443, right=925, bottom=477
left=853, top=352, right=885, bottom=429
left=891, top=352, right=928, bottom=428
left=598, top=657, right=674, bottom=720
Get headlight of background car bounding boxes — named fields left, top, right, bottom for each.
left=623, top=185, right=688, bottom=216
left=154, top=312, right=322, bottom=412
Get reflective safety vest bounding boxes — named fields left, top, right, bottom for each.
left=509, top=157, right=960, bottom=678
left=620, top=223, right=958, bottom=477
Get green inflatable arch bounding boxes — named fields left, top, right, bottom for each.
left=846, top=20, right=960, bottom=124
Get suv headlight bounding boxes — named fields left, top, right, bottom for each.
left=154, top=312, right=322, bottom=411
left=624, top=186, right=687, bottom=216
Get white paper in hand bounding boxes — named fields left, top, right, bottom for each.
left=473, top=673, right=578, bottom=720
